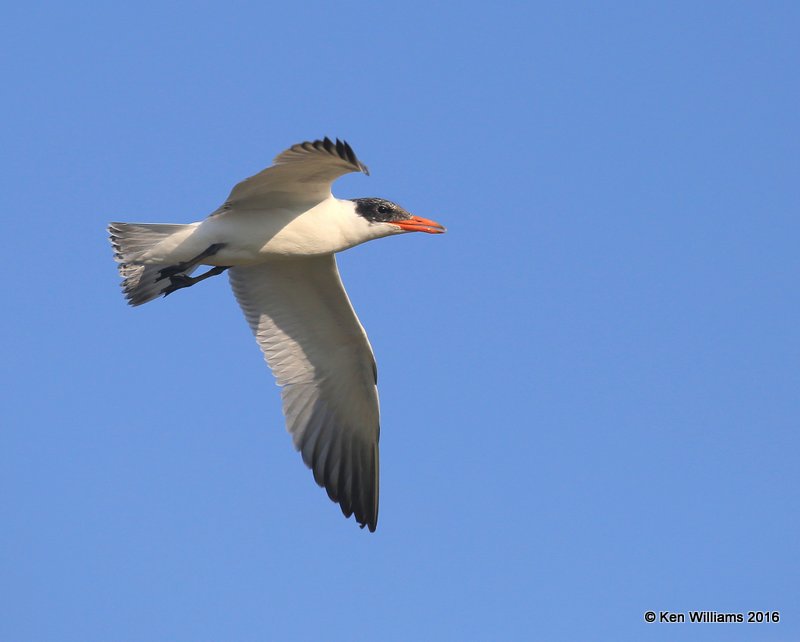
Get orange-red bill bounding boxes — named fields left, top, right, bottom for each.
left=394, top=215, right=446, bottom=234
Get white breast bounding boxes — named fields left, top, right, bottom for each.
left=195, top=197, right=387, bottom=265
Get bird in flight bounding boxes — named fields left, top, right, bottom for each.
left=109, top=138, right=445, bottom=531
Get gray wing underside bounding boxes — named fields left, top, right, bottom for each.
left=228, top=256, right=380, bottom=531
left=220, top=138, right=370, bottom=211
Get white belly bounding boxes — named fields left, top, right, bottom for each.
left=137, top=197, right=383, bottom=267
left=197, top=198, right=375, bottom=265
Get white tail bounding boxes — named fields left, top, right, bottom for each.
left=109, top=222, right=194, bottom=306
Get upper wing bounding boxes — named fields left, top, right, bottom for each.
left=228, top=256, right=380, bottom=531
left=220, top=138, right=370, bottom=211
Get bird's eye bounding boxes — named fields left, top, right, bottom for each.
left=377, top=205, right=389, bottom=214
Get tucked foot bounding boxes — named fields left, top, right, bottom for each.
left=161, top=274, right=195, bottom=297
left=161, top=265, right=231, bottom=297
left=157, top=243, right=227, bottom=280
left=158, top=264, right=189, bottom=280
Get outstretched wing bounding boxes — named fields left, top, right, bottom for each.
left=228, top=255, right=380, bottom=531
left=221, top=138, right=369, bottom=211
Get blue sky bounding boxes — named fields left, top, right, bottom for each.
left=2, top=2, right=798, bottom=640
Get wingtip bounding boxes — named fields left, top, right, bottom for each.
left=278, top=137, right=371, bottom=176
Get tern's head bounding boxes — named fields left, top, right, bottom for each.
left=351, top=198, right=446, bottom=234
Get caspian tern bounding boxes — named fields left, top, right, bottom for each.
left=109, top=138, right=445, bottom=532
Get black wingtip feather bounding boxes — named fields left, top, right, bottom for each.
left=310, top=137, right=370, bottom=175
left=276, top=137, right=369, bottom=176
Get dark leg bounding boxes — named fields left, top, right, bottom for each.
left=157, top=243, right=226, bottom=280
left=161, top=266, right=231, bottom=297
